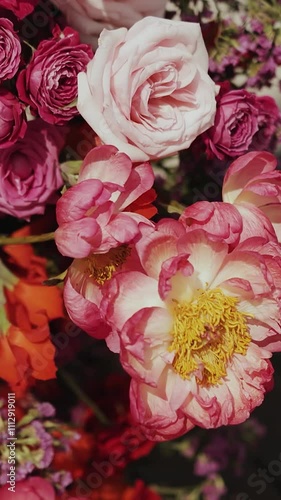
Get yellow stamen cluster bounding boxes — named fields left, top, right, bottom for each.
left=169, top=288, right=251, bottom=386
left=86, top=245, right=131, bottom=285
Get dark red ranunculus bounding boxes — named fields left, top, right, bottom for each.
left=250, top=95, right=281, bottom=151
left=204, top=85, right=260, bottom=160
left=0, top=17, right=21, bottom=81
left=0, top=0, right=38, bottom=19
left=17, top=26, right=93, bottom=125
left=0, top=89, right=27, bottom=148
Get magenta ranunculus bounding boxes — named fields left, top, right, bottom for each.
left=0, top=477, right=55, bottom=500
left=0, top=119, right=65, bottom=219
left=52, top=0, right=167, bottom=49
left=0, top=89, right=27, bottom=148
left=17, top=26, right=93, bottom=125
left=250, top=95, right=281, bottom=151
left=204, top=86, right=260, bottom=160
left=0, top=0, right=38, bottom=19
left=0, top=18, right=21, bottom=81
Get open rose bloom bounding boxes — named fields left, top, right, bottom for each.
left=102, top=218, right=281, bottom=440
left=78, top=17, right=218, bottom=161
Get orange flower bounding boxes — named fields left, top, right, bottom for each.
left=0, top=226, right=64, bottom=394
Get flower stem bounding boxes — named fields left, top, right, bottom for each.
left=59, top=369, right=111, bottom=426
left=0, top=232, right=55, bottom=246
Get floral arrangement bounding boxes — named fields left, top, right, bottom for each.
left=0, top=0, right=281, bottom=498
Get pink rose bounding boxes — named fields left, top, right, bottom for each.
left=52, top=0, right=167, bottom=49
left=0, top=477, right=55, bottom=500
left=0, top=89, right=27, bottom=148
left=0, top=0, right=38, bottom=19
left=17, top=27, right=93, bottom=125
left=204, top=86, right=259, bottom=160
left=0, top=119, right=64, bottom=219
left=77, top=17, right=218, bottom=162
left=0, top=18, right=21, bottom=81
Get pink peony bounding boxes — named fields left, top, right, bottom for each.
left=222, top=151, right=281, bottom=242
left=0, top=477, right=55, bottom=499
left=77, top=17, right=218, bottom=162
left=63, top=244, right=143, bottom=351
left=17, top=26, right=93, bottom=125
left=0, top=89, right=27, bottom=148
left=52, top=0, right=167, bottom=49
left=0, top=119, right=64, bottom=219
left=204, top=86, right=259, bottom=160
left=102, top=219, right=281, bottom=440
left=55, top=145, right=156, bottom=258
left=0, top=18, right=21, bottom=81
left=0, top=0, right=38, bottom=19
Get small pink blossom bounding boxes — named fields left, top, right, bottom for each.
left=222, top=151, right=281, bottom=242
left=102, top=220, right=281, bottom=441
left=55, top=145, right=156, bottom=258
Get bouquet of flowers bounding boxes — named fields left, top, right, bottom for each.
left=0, top=0, right=281, bottom=498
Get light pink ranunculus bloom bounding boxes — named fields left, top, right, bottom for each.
left=52, top=0, right=167, bottom=49
left=222, top=151, right=281, bottom=242
left=102, top=220, right=281, bottom=441
left=77, top=17, right=218, bottom=162
left=0, top=477, right=55, bottom=500
left=55, top=145, right=156, bottom=258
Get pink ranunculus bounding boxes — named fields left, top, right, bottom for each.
left=0, top=89, right=27, bottom=148
left=204, top=86, right=259, bottom=160
left=0, top=18, right=21, bottom=81
left=0, top=119, right=64, bottom=219
left=16, top=26, right=93, bottom=125
left=222, top=151, right=281, bottom=242
left=102, top=220, right=281, bottom=441
left=52, top=0, right=167, bottom=49
left=77, top=17, right=218, bottom=162
left=0, top=477, right=55, bottom=500
left=55, top=145, right=156, bottom=258
left=250, top=95, right=281, bottom=151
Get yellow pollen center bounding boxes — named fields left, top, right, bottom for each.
left=169, top=288, right=252, bottom=386
left=86, top=245, right=131, bottom=285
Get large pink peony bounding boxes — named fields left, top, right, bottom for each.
left=77, top=17, right=218, bottom=162
left=0, top=119, right=64, bottom=219
left=222, top=151, right=281, bottom=242
left=55, top=145, right=156, bottom=258
left=52, top=0, right=167, bottom=49
left=102, top=219, right=281, bottom=440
